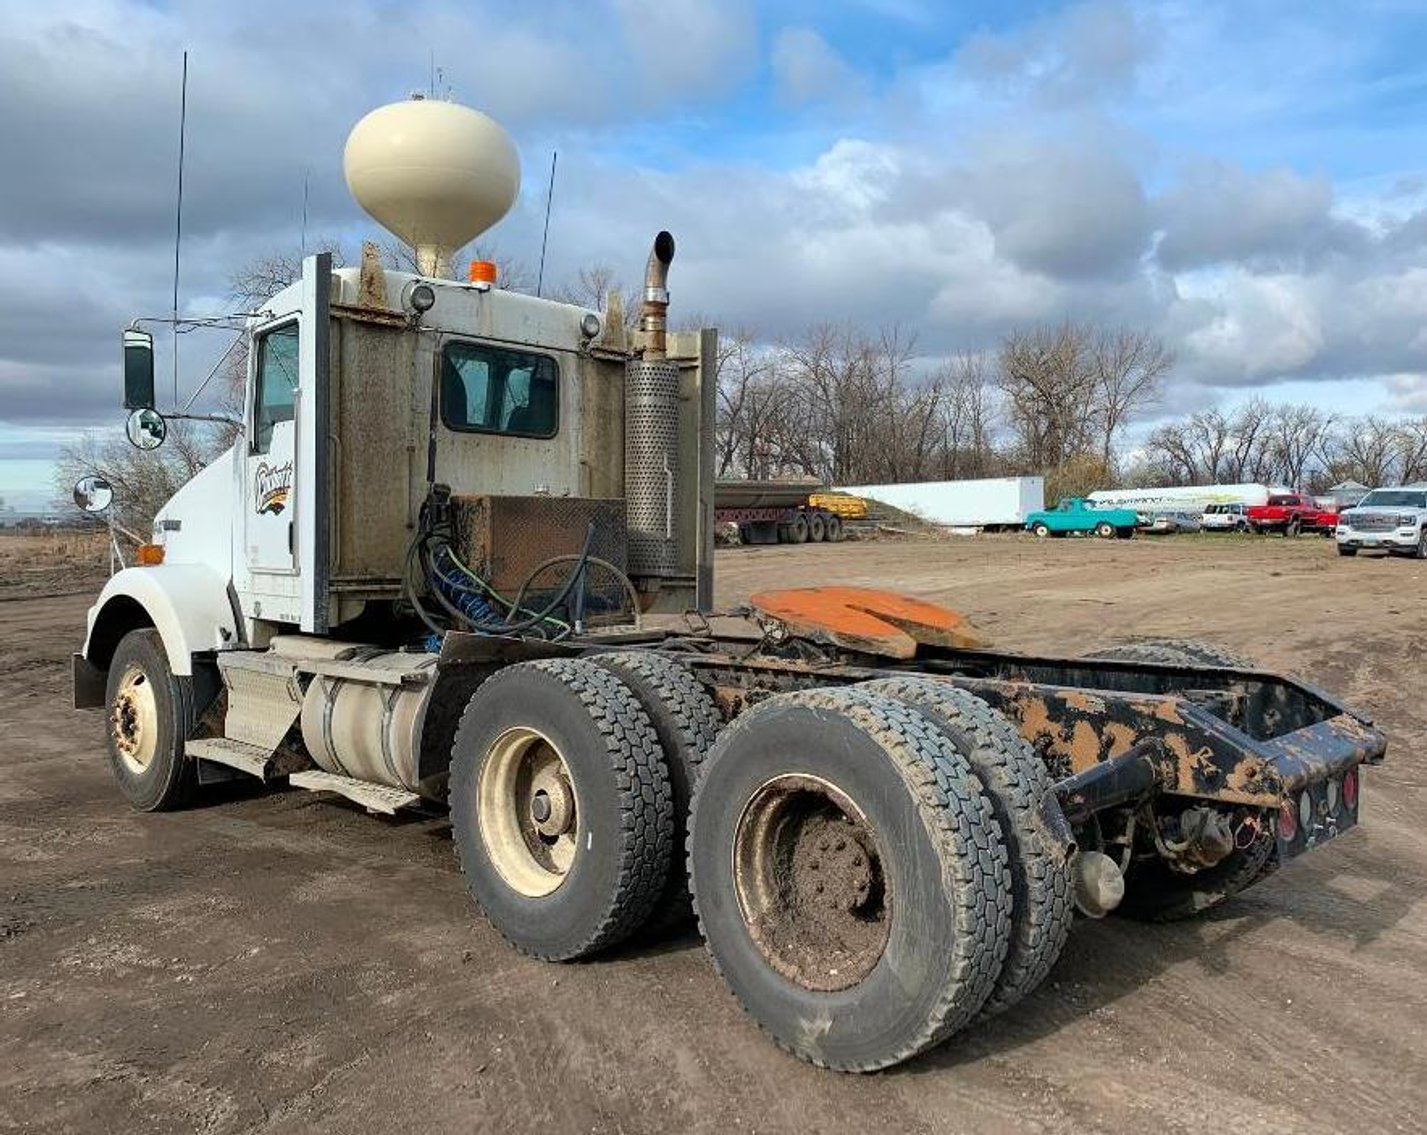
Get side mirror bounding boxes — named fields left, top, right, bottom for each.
left=123, top=328, right=155, bottom=410
left=73, top=475, right=114, bottom=514
left=125, top=407, right=168, bottom=451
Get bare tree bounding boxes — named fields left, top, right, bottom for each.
left=1091, top=327, right=1172, bottom=466
left=996, top=322, right=1098, bottom=472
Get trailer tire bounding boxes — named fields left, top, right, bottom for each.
left=859, top=678, right=1073, bottom=1015
left=825, top=514, right=844, bottom=542
left=104, top=628, right=202, bottom=812
left=785, top=514, right=809, bottom=544
left=689, top=688, right=1011, bottom=1071
left=589, top=651, right=722, bottom=928
left=807, top=511, right=827, bottom=543
left=449, top=658, right=673, bottom=960
left=1082, top=640, right=1279, bottom=920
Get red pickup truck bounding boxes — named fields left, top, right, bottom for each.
left=1246, top=492, right=1338, bottom=536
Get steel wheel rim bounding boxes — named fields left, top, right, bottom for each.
left=477, top=726, right=578, bottom=898
left=111, top=664, right=159, bottom=775
left=732, top=773, right=891, bottom=992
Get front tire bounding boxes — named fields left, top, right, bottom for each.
left=104, top=628, right=200, bottom=812
left=1337, top=545, right=1358, bottom=557
left=1031, top=523, right=1051, bottom=538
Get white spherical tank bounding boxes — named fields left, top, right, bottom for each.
left=344, top=98, right=521, bottom=278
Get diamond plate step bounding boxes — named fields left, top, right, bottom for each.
left=187, top=737, right=274, bottom=779
left=287, top=769, right=422, bottom=815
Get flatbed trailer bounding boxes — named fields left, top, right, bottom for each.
left=72, top=96, right=1385, bottom=1074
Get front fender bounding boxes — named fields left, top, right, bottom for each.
left=83, top=564, right=238, bottom=678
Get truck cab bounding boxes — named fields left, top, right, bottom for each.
left=1335, top=487, right=1427, bottom=557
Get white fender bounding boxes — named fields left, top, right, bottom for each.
left=84, top=564, right=237, bottom=677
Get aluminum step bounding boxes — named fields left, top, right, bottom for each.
left=287, top=769, right=422, bottom=815
left=187, top=736, right=275, bottom=779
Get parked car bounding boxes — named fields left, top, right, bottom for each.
left=1246, top=492, right=1337, bottom=535
left=1199, top=502, right=1251, bottom=532
left=1024, top=497, right=1139, bottom=539
left=1335, top=487, right=1427, bottom=558
left=1143, top=511, right=1202, bottom=534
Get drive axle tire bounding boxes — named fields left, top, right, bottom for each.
left=689, top=688, right=1011, bottom=1071
left=826, top=514, right=844, bottom=542
left=590, top=651, right=722, bottom=926
left=449, top=658, right=673, bottom=960
left=104, top=628, right=202, bottom=812
left=860, top=678, right=1073, bottom=1016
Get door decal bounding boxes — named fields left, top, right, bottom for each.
left=254, top=460, right=294, bottom=515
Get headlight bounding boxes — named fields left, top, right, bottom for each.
left=1400, top=514, right=1418, bottom=527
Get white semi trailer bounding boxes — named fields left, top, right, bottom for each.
left=72, top=97, right=1384, bottom=1073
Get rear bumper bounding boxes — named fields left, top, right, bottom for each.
left=1259, top=713, right=1384, bottom=858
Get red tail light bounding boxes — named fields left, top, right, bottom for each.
left=1278, top=800, right=1298, bottom=841
left=1342, top=768, right=1359, bottom=810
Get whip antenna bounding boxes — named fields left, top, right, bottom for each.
left=170, top=50, right=189, bottom=408
left=536, top=150, right=557, bottom=297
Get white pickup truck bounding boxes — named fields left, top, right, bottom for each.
left=1335, top=487, right=1427, bottom=558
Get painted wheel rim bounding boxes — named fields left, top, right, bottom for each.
left=477, top=726, right=578, bottom=897
left=111, top=664, right=159, bottom=775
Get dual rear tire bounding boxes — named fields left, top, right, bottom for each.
left=689, top=682, right=1072, bottom=1070
left=448, top=661, right=1073, bottom=1070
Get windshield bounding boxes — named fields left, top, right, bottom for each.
left=1267, top=495, right=1296, bottom=505
left=1358, top=490, right=1427, bottom=509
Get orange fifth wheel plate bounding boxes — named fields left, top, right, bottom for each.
left=747, top=586, right=989, bottom=660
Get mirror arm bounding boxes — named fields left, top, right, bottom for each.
left=161, top=411, right=244, bottom=430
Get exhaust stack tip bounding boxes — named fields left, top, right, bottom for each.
left=641, top=230, right=676, bottom=358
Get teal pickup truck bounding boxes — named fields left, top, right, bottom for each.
left=1024, top=497, right=1139, bottom=539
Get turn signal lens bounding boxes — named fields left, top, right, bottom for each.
left=136, top=543, right=165, bottom=566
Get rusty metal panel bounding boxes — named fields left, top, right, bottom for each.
left=450, top=494, right=627, bottom=595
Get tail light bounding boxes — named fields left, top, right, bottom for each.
left=1342, top=768, right=1359, bottom=810
left=1278, top=799, right=1297, bottom=841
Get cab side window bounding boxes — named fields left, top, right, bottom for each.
left=251, top=323, right=300, bottom=455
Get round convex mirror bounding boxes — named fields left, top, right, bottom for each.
left=125, top=407, right=168, bottom=451
left=73, top=475, right=114, bottom=514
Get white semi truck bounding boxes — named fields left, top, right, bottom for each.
left=73, top=97, right=1385, bottom=1073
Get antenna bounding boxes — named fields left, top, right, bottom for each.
left=536, top=150, right=557, bottom=297
left=171, top=50, right=189, bottom=408
left=300, top=169, right=310, bottom=257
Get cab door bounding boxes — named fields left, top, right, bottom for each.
left=241, top=319, right=301, bottom=614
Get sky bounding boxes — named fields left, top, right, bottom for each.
left=3, top=0, right=1427, bottom=509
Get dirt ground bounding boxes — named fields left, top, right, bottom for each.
left=2, top=533, right=1424, bottom=1134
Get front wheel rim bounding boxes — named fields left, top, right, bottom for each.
left=732, top=773, right=891, bottom=992
left=477, top=726, right=579, bottom=897
left=111, top=664, right=159, bottom=775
